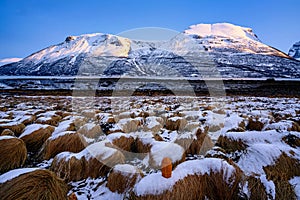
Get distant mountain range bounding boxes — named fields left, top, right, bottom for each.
left=0, top=23, right=299, bottom=78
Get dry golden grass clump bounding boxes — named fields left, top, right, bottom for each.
left=165, top=117, right=187, bottom=131
left=282, top=134, right=300, bottom=148
left=107, top=164, right=144, bottom=193
left=216, top=135, right=247, bottom=153
left=175, top=128, right=213, bottom=155
left=118, top=118, right=142, bottom=133
left=36, top=114, right=62, bottom=126
left=263, top=153, right=299, bottom=200
left=107, top=134, right=136, bottom=152
left=51, top=141, right=125, bottom=182
left=0, top=169, right=68, bottom=200
left=77, top=123, right=102, bottom=138
left=143, top=117, right=164, bottom=134
left=19, top=124, right=55, bottom=152
left=245, top=175, right=269, bottom=200
left=19, top=115, right=36, bottom=125
left=0, top=129, right=15, bottom=136
left=0, top=122, right=25, bottom=137
left=246, top=118, right=264, bottom=131
left=133, top=158, right=243, bottom=200
left=0, top=136, right=27, bottom=174
left=39, top=131, right=88, bottom=160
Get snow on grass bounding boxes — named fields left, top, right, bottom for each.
left=149, top=141, right=184, bottom=167
left=69, top=177, right=123, bottom=200
left=289, top=176, right=300, bottom=199
left=113, top=164, right=140, bottom=175
left=57, top=140, right=117, bottom=161
left=0, top=168, right=40, bottom=184
left=19, top=123, right=49, bottom=138
left=52, top=118, right=75, bottom=135
left=259, top=175, right=276, bottom=200
left=48, top=131, right=76, bottom=140
left=0, top=135, right=15, bottom=141
left=134, top=158, right=235, bottom=196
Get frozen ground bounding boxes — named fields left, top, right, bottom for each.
left=0, top=95, right=299, bottom=199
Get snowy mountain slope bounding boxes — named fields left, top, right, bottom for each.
left=288, top=41, right=300, bottom=60
left=0, top=23, right=299, bottom=78
left=0, top=58, right=22, bottom=66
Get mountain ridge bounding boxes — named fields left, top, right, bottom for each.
left=0, top=23, right=299, bottom=78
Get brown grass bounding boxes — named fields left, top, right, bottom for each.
left=165, top=117, right=187, bottom=131
left=109, top=136, right=136, bottom=152
left=282, top=134, right=300, bottom=148
left=263, top=153, right=299, bottom=200
left=246, top=176, right=268, bottom=200
left=39, top=132, right=88, bottom=160
left=0, top=169, right=68, bottom=200
left=246, top=118, right=264, bottom=131
left=0, top=137, right=27, bottom=174
left=216, top=135, right=247, bottom=153
left=36, top=115, right=62, bottom=126
left=51, top=147, right=125, bottom=182
left=0, top=129, right=15, bottom=136
left=78, top=124, right=102, bottom=138
left=175, top=128, right=213, bottom=155
left=134, top=138, right=152, bottom=153
left=19, top=115, right=36, bottom=125
left=107, top=164, right=144, bottom=193
left=0, top=122, right=25, bottom=137
left=20, top=126, right=54, bottom=152
left=132, top=163, right=243, bottom=200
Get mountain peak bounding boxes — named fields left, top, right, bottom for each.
left=184, top=23, right=259, bottom=41
left=288, top=41, right=300, bottom=60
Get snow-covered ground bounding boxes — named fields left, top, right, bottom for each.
left=0, top=95, right=299, bottom=199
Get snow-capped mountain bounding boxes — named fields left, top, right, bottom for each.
left=0, top=58, right=22, bottom=66
left=288, top=41, right=300, bottom=61
left=0, top=23, right=299, bottom=78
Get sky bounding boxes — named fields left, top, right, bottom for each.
left=0, top=0, right=299, bottom=59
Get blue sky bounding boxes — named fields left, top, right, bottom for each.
left=0, top=0, right=299, bottom=59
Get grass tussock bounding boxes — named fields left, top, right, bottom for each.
left=175, top=128, right=214, bottom=155
left=165, top=117, right=187, bottom=131
left=246, top=118, right=264, bottom=131
left=246, top=176, right=268, bottom=200
left=0, top=129, right=15, bottom=136
left=0, top=123, right=25, bottom=137
left=36, top=115, right=62, bottom=126
left=216, top=135, right=247, bottom=153
left=51, top=148, right=125, bottom=182
left=107, top=164, right=144, bottom=193
left=263, top=153, right=299, bottom=200
left=282, top=134, right=300, bottom=148
left=0, top=169, right=68, bottom=200
left=110, top=136, right=136, bottom=152
left=20, top=126, right=54, bottom=152
left=133, top=163, right=243, bottom=200
left=40, top=132, right=88, bottom=160
left=0, top=137, right=27, bottom=174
